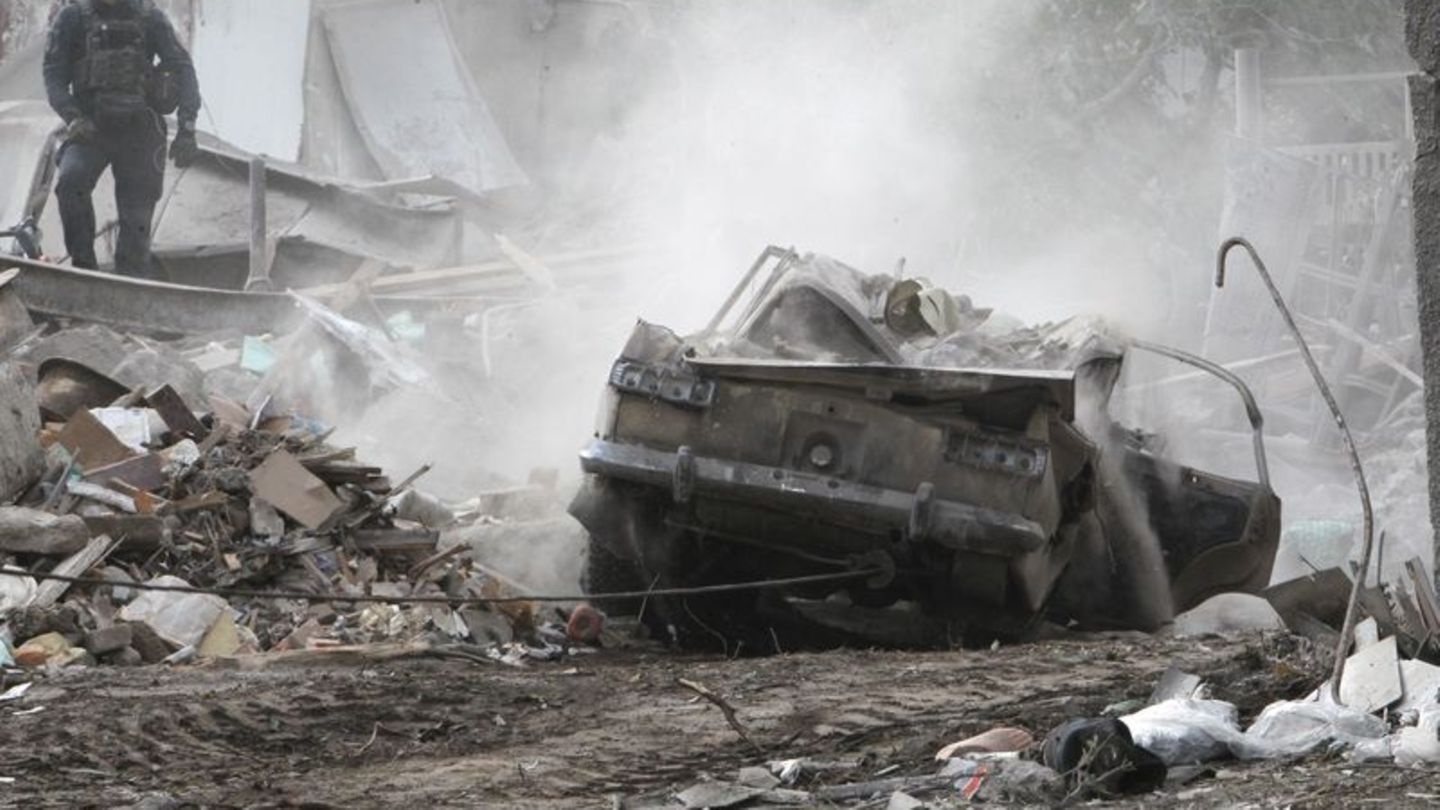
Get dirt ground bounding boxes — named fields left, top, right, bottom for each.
left=0, top=632, right=1434, bottom=809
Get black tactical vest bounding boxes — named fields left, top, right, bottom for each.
left=74, top=0, right=154, bottom=120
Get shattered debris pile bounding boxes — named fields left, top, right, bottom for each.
left=0, top=325, right=594, bottom=672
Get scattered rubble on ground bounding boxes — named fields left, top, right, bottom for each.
left=0, top=254, right=1437, bottom=808
left=0, top=300, right=607, bottom=678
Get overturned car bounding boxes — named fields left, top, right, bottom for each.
left=570, top=247, right=1280, bottom=650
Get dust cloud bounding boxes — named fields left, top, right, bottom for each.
left=328, top=2, right=1425, bottom=592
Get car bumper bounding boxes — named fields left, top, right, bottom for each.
left=578, top=439, right=1047, bottom=556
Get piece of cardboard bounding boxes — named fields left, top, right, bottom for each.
left=248, top=449, right=344, bottom=530
left=56, top=408, right=137, bottom=471
left=1339, top=635, right=1403, bottom=713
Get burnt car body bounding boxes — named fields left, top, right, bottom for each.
left=570, top=247, right=1280, bottom=649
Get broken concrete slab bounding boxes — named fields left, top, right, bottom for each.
left=0, top=507, right=89, bottom=555
left=0, top=362, right=44, bottom=501
left=1338, top=636, right=1403, bottom=714
left=248, top=449, right=344, bottom=530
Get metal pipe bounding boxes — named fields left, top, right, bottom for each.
left=1215, top=236, right=1374, bottom=704
left=1130, top=339, right=1271, bottom=489
left=246, top=156, right=270, bottom=291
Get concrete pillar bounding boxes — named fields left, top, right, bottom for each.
left=1405, top=0, right=1440, bottom=582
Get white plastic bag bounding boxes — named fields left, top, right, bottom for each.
left=1121, top=698, right=1244, bottom=765
left=119, top=575, right=227, bottom=647
left=1394, top=705, right=1440, bottom=767
left=1235, top=695, right=1388, bottom=759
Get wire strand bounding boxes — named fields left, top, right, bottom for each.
left=0, top=567, right=882, bottom=607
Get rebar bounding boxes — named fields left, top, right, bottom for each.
left=1215, top=236, right=1374, bottom=704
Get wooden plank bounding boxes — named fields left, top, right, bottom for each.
left=212, top=640, right=435, bottom=670
left=30, top=534, right=119, bottom=608
left=1324, top=318, right=1425, bottom=387
left=1406, top=558, right=1440, bottom=632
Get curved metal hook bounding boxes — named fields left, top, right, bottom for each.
left=1215, top=237, right=1374, bottom=705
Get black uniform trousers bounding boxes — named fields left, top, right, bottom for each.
left=54, top=110, right=167, bottom=279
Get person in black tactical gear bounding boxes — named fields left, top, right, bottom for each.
left=43, top=0, right=200, bottom=279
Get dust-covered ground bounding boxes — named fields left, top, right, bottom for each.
left=0, top=633, right=1434, bottom=809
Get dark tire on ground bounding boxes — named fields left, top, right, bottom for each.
left=582, top=533, right=647, bottom=617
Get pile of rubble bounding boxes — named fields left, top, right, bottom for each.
left=0, top=319, right=597, bottom=672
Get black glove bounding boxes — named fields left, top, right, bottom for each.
left=64, top=116, right=98, bottom=144
left=170, top=125, right=198, bottom=169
